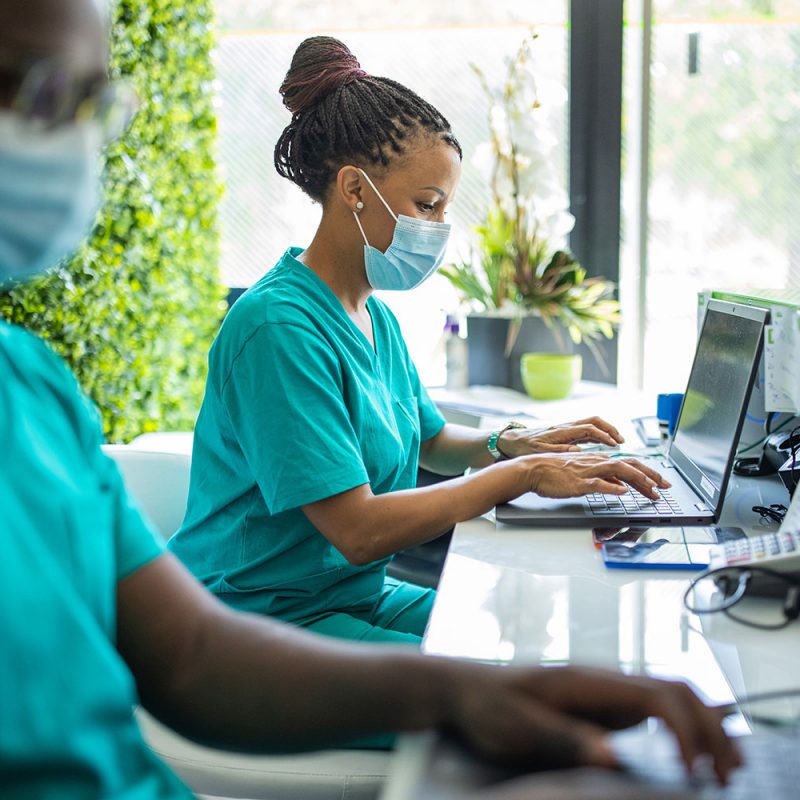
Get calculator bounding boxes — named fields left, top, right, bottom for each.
left=708, top=530, right=800, bottom=574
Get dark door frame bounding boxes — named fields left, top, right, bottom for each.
left=568, top=0, right=624, bottom=382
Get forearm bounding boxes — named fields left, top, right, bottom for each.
left=420, top=423, right=508, bottom=474
left=150, top=604, right=450, bottom=752
left=307, top=459, right=529, bottom=564
left=120, top=555, right=454, bottom=752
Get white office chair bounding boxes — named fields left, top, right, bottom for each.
left=102, top=445, right=191, bottom=538
left=129, top=430, right=194, bottom=457
left=102, top=442, right=391, bottom=800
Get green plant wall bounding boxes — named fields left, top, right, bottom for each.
left=0, top=0, right=226, bottom=442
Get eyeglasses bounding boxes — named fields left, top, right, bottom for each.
left=0, top=52, right=139, bottom=143
left=683, top=565, right=800, bottom=630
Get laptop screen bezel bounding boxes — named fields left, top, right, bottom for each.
left=667, top=299, right=768, bottom=513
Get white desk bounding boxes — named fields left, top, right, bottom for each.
left=383, top=385, right=800, bottom=799
left=424, top=479, right=795, bottom=696
left=423, top=385, right=796, bottom=697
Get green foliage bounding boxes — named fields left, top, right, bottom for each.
left=440, top=33, right=621, bottom=365
left=440, top=205, right=621, bottom=352
left=441, top=208, right=518, bottom=310
left=0, top=0, right=226, bottom=441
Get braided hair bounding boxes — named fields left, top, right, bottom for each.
left=274, top=36, right=462, bottom=204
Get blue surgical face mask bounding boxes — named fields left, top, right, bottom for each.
left=0, top=111, right=103, bottom=287
left=353, top=168, right=451, bottom=291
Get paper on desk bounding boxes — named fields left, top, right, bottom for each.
left=699, top=291, right=800, bottom=414
left=764, top=308, right=800, bottom=413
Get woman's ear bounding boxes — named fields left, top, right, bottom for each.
left=336, top=165, right=364, bottom=213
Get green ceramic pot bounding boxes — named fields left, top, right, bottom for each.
left=520, top=352, right=583, bottom=400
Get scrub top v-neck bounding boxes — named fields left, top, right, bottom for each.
left=169, top=247, right=445, bottom=621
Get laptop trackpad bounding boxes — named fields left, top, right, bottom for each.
left=498, top=494, right=590, bottom=525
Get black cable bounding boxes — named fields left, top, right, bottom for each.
left=752, top=504, right=788, bottom=524
left=738, top=414, right=795, bottom=455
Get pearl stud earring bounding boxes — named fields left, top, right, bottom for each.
left=355, top=201, right=364, bottom=210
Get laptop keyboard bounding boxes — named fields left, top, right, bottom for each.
left=614, top=730, right=800, bottom=799
left=586, top=487, right=685, bottom=517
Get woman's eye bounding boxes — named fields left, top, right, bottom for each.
left=417, top=202, right=435, bottom=212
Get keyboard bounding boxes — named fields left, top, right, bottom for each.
left=709, top=530, right=800, bottom=573
left=612, top=728, right=800, bottom=799
left=586, top=487, right=685, bottom=517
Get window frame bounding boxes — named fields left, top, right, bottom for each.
left=568, top=0, right=625, bottom=383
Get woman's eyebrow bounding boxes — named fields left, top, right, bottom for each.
left=420, top=185, right=446, bottom=198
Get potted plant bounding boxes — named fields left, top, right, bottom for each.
left=440, top=33, right=620, bottom=393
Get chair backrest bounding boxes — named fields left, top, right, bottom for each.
left=102, top=445, right=191, bottom=539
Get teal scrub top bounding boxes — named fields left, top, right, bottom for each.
left=169, top=247, right=445, bottom=621
left=0, top=322, right=192, bottom=800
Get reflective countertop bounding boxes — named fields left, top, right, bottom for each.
left=423, top=474, right=799, bottom=713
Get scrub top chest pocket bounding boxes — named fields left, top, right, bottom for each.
left=356, top=390, right=422, bottom=494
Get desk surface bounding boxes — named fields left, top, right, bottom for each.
left=424, top=384, right=796, bottom=704
left=383, top=385, right=799, bottom=799
left=386, top=483, right=798, bottom=800
left=424, top=485, right=796, bottom=704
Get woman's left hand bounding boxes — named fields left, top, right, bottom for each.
left=498, top=417, right=624, bottom=458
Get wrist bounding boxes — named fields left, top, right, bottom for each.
left=487, top=421, right=525, bottom=461
left=392, top=653, right=457, bottom=731
left=431, top=657, right=494, bottom=732
left=497, top=427, right=522, bottom=459
left=510, top=453, right=543, bottom=497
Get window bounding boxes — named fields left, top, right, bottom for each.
left=215, top=2, right=568, bottom=384
left=620, top=0, right=800, bottom=393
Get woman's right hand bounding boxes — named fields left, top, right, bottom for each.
left=519, top=453, right=670, bottom=500
left=442, top=663, right=740, bottom=783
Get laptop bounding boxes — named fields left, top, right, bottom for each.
left=385, top=727, right=800, bottom=800
left=611, top=725, right=800, bottom=799
left=496, top=299, right=768, bottom=527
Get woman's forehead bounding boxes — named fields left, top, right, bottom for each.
left=387, top=140, right=462, bottom=185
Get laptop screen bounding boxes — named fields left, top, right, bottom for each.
left=670, top=303, right=766, bottom=494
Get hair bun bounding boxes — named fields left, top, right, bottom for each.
left=279, top=36, right=368, bottom=115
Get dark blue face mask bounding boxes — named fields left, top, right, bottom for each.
left=352, top=168, right=451, bottom=291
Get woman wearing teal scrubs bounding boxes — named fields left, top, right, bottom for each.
left=169, top=37, right=668, bottom=645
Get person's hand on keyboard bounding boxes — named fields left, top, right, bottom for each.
left=446, top=664, right=741, bottom=786
left=495, top=416, right=625, bottom=457
left=519, top=453, right=671, bottom=501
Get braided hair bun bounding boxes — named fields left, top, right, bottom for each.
left=279, top=36, right=368, bottom=115
left=275, top=36, right=461, bottom=203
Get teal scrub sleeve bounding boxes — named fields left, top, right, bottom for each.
left=67, top=362, right=165, bottom=581
left=96, top=449, right=166, bottom=581
left=221, top=322, right=370, bottom=515
left=10, top=327, right=165, bottom=582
